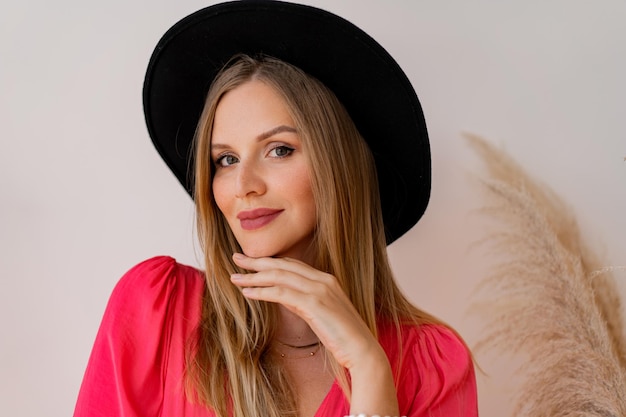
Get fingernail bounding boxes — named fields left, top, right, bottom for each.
left=231, top=274, right=243, bottom=281
left=233, top=253, right=245, bottom=261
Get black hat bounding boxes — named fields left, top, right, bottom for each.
left=143, top=0, right=430, bottom=244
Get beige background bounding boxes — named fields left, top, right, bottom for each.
left=1, top=1, right=624, bottom=416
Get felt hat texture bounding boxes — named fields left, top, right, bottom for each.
left=143, top=0, right=431, bottom=244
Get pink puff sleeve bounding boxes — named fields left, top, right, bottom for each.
left=73, top=256, right=209, bottom=417
left=397, top=325, right=478, bottom=417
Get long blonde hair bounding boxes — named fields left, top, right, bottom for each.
left=188, top=55, right=438, bottom=417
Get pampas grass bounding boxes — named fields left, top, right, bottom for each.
left=467, top=134, right=626, bottom=417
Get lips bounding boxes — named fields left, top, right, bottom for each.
left=237, top=208, right=284, bottom=230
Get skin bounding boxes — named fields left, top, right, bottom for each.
left=211, top=80, right=399, bottom=417
left=211, top=79, right=317, bottom=263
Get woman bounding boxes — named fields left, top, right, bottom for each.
left=74, top=2, right=478, bottom=417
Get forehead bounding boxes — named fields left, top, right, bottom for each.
left=212, top=80, right=296, bottom=142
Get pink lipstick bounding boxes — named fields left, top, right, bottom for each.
left=237, top=208, right=283, bottom=230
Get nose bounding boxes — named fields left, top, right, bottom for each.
left=234, top=160, right=266, bottom=198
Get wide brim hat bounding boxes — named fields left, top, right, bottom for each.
left=143, top=0, right=430, bottom=244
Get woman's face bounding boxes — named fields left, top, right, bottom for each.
left=211, top=79, right=317, bottom=262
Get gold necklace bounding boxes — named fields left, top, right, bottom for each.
left=274, top=340, right=322, bottom=359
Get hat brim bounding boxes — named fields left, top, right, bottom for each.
left=143, top=0, right=431, bottom=244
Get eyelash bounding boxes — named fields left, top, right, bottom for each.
left=214, top=154, right=238, bottom=167
left=268, top=144, right=295, bottom=158
left=214, top=145, right=295, bottom=167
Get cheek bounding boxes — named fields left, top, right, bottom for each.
left=290, top=170, right=316, bottom=221
left=211, top=177, right=229, bottom=215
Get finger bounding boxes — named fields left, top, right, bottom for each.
left=238, top=280, right=338, bottom=326
left=240, top=283, right=302, bottom=303
left=239, top=280, right=374, bottom=365
left=233, top=253, right=335, bottom=284
left=233, top=269, right=357, bottom=331
left=233, top=253, right=308, bottom=273
left=231, top=269, right=327, bottom=295
left=232, top=259, right=379, bottom=368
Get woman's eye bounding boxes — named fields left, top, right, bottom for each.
left=215, top=154, right=239, bottom=167
left=269, top=145, right=294, bottom=158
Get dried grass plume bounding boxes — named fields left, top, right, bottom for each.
left=467, top=134, right=626, bottom=417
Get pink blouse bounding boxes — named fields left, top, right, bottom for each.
left=74, top=256, right=478, bottom=416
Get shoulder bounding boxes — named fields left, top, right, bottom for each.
left=379, top=322, right=471, bottom=368
left=113, top=255, right=204, bottom=295
left=406, top=324, right=471, bottom=370
left=103, top=256, right=205, bottom=334
left=379, top=322, right=478, bottom=416
left=74, top=257, right=207, bottom=416
left=111, top=256, right=204, bottom=304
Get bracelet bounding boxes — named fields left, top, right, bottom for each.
left=344, top=415, right=405, bottom=417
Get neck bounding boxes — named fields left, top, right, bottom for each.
left=274, top=305, right=318, bottom=346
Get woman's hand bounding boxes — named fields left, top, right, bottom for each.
left=230, top=253, right=379, bottom=370
left=230, top=253, right=400, bottom=416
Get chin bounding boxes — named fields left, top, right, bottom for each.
left=239, top=242, right=279, bottom=259
left=241, top=248, right=275, bottom=258
left=236, top=234, right=315, bottom=262
left=239, top=244, right=309, bottom=261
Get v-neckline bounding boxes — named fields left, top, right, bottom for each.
left=313, top=379, right=346, bottom=417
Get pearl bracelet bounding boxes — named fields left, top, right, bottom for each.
left=344, top=414, right=405, bottom=417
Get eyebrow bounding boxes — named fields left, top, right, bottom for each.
left=211, top=125, right=298, bottom=151
left=258, top=125, right=297, bottom=140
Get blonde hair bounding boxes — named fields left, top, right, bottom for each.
left=188, top=55, right=439, bottom=417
